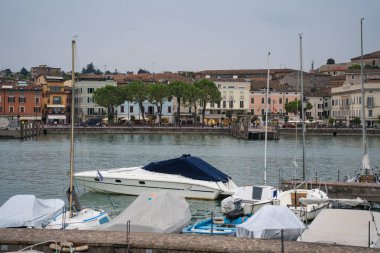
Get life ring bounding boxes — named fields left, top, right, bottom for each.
left=50, top=243, right=89, bottom=252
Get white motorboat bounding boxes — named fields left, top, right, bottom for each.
left=221, top=185, right=280, bottom=214
left=277, top=188, right=329, bottom=222
left=46, top=39, right=110, bottom=230
left=221, top=53, right=280, bottom=214
left=74, top=154, right=238, bottom=200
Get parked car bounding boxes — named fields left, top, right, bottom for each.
left=81, top=118, right=103, bottom=127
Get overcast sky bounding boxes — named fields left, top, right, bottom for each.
left=1, top=0, right=379, bottom=73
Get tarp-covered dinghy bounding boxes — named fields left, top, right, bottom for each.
left=75, top=154, right=237, bottom=200
left=0, top=195, right=64, bottom=228
left=93, top=190, right=191, bottom=233
left=236, top=205, right=306, bottom=240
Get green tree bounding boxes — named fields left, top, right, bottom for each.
left=20, top=67, right=29, bottom=77
left=194, top=79, right=221, bottom=127
left=353, top=117, right=361, bottom=127
left=285, top=100, right=312, bottom=117
left=147, top=83, right=171, bottom=124
left=348, top=64, right=361, bottom=70
left=183, top=84, right=204, bottom=125
left=122, top=81, right=148, bottom=122
left=168, top=81, right=188, bottom=125
left=326, top=58, right=335, bottom=64
left=137, top=68, right=150, bottom=74
left=93, top=85, right=125, bottom=124
left=82, top=62, right=96, bottom=74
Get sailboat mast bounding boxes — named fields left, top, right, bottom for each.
left=299, top=34, right=306, bottom=181
left=264, top=52, right=270, bottom=186
left=69, top=40, right=76, bottom=218
left=360, top=18, right=367, bottom=155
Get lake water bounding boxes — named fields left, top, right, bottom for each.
left=1, top=133, right=379, bottom=221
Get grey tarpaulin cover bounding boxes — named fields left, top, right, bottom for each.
left=0, top=195, right=64, bottom=228
left=236, top=205, right=306, bottom=240
left=95, top=190, right=191, bottom=233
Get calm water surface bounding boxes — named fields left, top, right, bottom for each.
left=1, top=133, right=379, bottom=220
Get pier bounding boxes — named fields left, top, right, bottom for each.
left=0, top=121, right=44, bottom=139
left=0, top=228, right=378, bottom=253
left=281, top=179, right=380, bottom=202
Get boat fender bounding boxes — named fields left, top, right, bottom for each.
left=213, top=217, right=224, bottom=224
left=50, top=243, right=89, bottom=252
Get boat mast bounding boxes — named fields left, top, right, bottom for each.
left=69, top=39, right=76, bottom=218
left=360, top=18, right=367, bottom=156
left=264, top=52, right=270, bottom=186
left=299, top=33, right=306, bottom=181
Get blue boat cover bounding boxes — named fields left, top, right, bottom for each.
left=143, top=154, right=231, bottom=182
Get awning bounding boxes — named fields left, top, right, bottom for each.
left=47, top=105, right=65, bottom=108
left=19, top=116, right=42, bottom=120
left=47, top=115, right=66, bottom=120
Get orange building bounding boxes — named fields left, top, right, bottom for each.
left=36, top=75, right=68, bottom=124
left=0, top=81, right=43, bottom=121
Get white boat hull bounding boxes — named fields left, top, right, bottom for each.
left=75, top=167, right=237, bottom=200
left=45, top=208, right=110, bottom=230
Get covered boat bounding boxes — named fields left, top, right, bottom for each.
left=299, top=209, right=380, bottom=247
left=74, top=154, right=237, bottom=200
left=93, top=190, right=191, bottom=233
left=236, top=205, right=305, bottom=240
left=0, top=195, right=64, bottom=228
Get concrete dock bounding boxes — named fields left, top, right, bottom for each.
left=0, top=228, right=378, bottom=253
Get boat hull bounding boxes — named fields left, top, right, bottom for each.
left=75, top=169, right=237, bottom=200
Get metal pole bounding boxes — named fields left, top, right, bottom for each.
left=281, top=229, right=284, bottom=253
left=264, top=52, right=270, bottom=186
left=360, top=18, right=367, bottom=156
left=299, top=33, right=306, bottom=181
left=368, top=221, right=371, bottom=247
left=69, top=40, right=76, bottom=218
left=211, top=211, right=214, bottom=236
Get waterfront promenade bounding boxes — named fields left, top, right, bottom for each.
left=0, top=228, right=378, bottom=253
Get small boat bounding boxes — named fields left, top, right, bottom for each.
left=221, top=185, right=279, bottom=214
left=277, top=188, right=329, bottom=222
left=46, top=39, right=110, bottom=230
left=236, top=205, right=306, bottom=240
left=74, top=154, right=238, bottom=200
left=92, top=190, right=191, bottom=233
left=0, top=195, right=64, bottom=229
left=182, top=202, right=250, bottom=236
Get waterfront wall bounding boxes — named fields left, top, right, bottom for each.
left=0, top=228, right=378, bottom=253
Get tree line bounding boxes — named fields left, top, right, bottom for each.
left=93, top=79, right=221, bottom=125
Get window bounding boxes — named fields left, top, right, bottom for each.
left=147, top=106, right=154, bottom=115
left=251, top=98, right=254, bottom=104
left=88, top=88, right=95, bottom=93
left=351, top=74, right=355, bottom=80
left=210, top=102, right=215, bottom=108
left=268, top=98, right=271, bottom=104
left=35, top=97, right=40, bottom=104
left=8, top=96, right=15, bottom=103
left=120, top=106, right=124, bottom=113
left=217, top=101, right=221, bottom=108
left=229, top=101, right=234, bottom=108
left=368, top=110, right=373, bottom=117
left=279, top=98, right=282, bottom=104
left=53, top=96, right=62, bottom=104
left=167, top=106, right=171, bottom=113
left=223, top=101, right=226, bottom=108
left=19, top=96, right=26, bottom=103
left=50, top=86, right=61, bottom=92
left=239, top=101, right=244, bottom=108
left=130, top=106, right=134, bottom=113
left=367, top=97, right=374, bottom=107
left=87, top=97, right=93, bottom=103
left=0, top=106, right=2, bottom=112
left=87, top=108, right=94, bottom=115
left=261, top=109, right=265, bottom=115
left=19, top=106, right=25, bottom=113
left=34, top=106, right=41, bottom=113
left=285, top=98, right=288, bottom=104
left=261, top=98, right=264, bottom=104
left=9, top=106, right=14, bottom=113
left=359, top=97, right=361, bottom=104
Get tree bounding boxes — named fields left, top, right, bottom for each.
left=122, top=81, right=148, bottom=122
left=168, top=81, right=188, bottom=125
left=137, top=68, right=150, bottom=74
left=194, top=79, right=222, bottom=127
left=147, top=83, right=171, bottom=124
left=353, top=117, right=361, bottom=127
left=326, top=58, right=335, bottom=65
left=93, top=85, right=125, bottom=124
left=184, top=84, right=203, bottom=125
left=82, top=62, right=96, bottom=74
left=285, top=100, right=312, bottom=117
left=20, top=67, right=29, bottom=77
